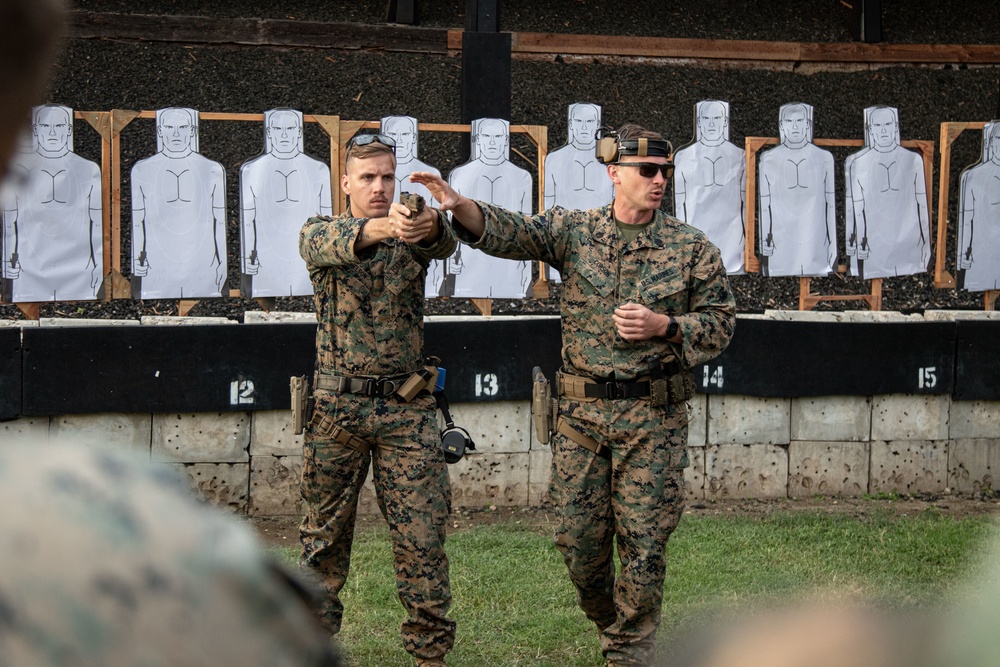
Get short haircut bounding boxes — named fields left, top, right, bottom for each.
left=616, top=123, right=664, bottom=142
left=345, top=137, right=395, bottom=171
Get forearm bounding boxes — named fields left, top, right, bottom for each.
left=354, top=217, right=393, bottom=251
left=414, top=210, right=458, bottom=260
left=449, top=196, right=486, bottom=239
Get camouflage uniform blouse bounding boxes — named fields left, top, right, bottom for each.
left=300, top=210, right=457, bottom=376
left=457, top=203, right=735, bottom=380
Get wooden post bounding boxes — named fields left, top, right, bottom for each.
left=109, top=109, right=141, bottom=298
left=986, top=290, right=999, bottom=311
left=16, top=303, right=40, bottom=320
left=80, top=111, right=114, bottom=300
left=470, top=298, right=492, bottom=316
left=934, top=121, right=988, bottom=291
left=178, top=299, right=198, bottom=317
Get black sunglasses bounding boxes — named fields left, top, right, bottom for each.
left=616, top=162, right=671, bottom=178
left=347, top=133, right=396, bottom=149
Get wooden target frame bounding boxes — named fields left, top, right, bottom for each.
left=6, top=111, right=547, bottom=319
left=3, top=111, right=114, bottom=320
left=334, top=120, right=549, bottom=316
left=744, top=136, right=935, bottom=311
left=934, top=121, right=1000, bottom=310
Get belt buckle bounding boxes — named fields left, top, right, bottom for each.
left=375, top=377, right=397, bottom=397
left=605, top=381, right=624, bottom=400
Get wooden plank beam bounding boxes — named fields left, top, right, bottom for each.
left=70, top=11, right=450, bottom=54
left=70, top=11, right=1000, bottom=65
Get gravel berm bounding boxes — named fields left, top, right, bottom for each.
left=7, top=0, right=998, bottom=321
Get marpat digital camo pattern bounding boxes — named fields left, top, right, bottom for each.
left=458, top=203, right=735, bottom=378
left=298, top=210, right=457, bottom=661
left=299, top=209, right=456, bottom=376
left=0, top=443, right=338, bottom=667
left=457, top=202, right=735, bottom=666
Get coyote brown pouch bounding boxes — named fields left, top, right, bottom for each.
left=290, top=375, right=311, bottom=435
left=532, top=367, right=556, bottom=445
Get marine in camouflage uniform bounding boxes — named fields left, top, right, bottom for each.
left=298, top=133, right=458, bottom=665
left=0, top=442, right=339, bottom=667
left=412, top=124, right=735, bottom=666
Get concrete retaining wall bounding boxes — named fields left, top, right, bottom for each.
left=5, top=392, right=998, bottom=515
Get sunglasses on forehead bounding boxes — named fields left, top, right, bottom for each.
left=347, top=133, right=396, bottom=149
left=616, top=162, right=671, bottom=178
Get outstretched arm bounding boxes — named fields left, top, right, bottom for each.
left=409, top=171, right=486, bottom=239
left=354, top=202, right=442, bottom=251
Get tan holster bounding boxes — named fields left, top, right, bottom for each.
left=532, top=367, right=558, bottom=445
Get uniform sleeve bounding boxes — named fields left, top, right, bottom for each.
left=298, top=215, right=363, bottom=267
left=413, top=209, right=458, bottom=261
left=455, top=201, right=569, bottom=269
left=676, top=238, right=736, bottom=367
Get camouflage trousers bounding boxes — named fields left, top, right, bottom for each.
left=299, top=390, right=455, bottom=661
left=549, top=396, right=688, bottom=667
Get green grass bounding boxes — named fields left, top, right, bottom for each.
left=272, top=511, right=998, bottom=667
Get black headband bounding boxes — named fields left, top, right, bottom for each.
left=616, top=138, right=672, bottom=159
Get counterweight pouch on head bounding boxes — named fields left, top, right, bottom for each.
left=532, top=367, right=556, bottom=445
left=434, top=385, right=475, bottom=464
left=290, top=375, right=313, bottom=435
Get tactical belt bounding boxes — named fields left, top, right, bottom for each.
left=315, top=370, right=424, bottom=399
left=556, top=419, right=610, bottom=460
left=558, top=363, right=684, bottom=402
left=558, top=370, right=653, bottom=400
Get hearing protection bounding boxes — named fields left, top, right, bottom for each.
left=594, top=126, right=673, bottom=164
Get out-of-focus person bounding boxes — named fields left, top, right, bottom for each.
left=0, top=441, right=341, bottom=667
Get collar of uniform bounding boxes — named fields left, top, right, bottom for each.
left=591, top=205, right=619, bottom=248
left=594, top=207, right=671, bottom=250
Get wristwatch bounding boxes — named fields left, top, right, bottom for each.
left=665, top=317, right=679, bottom=339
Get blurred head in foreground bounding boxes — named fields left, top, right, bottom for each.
left=660, top=598, right=932, bottom=667
left=0, top=442, right=340, bottom=667
left=0, top=0, right=67, bottom=179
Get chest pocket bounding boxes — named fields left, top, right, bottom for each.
left=573, top=248, right=616, bottom=299
left=385, top=246, right=424, bottom=296
left=642, top=268, right=688, bottom=313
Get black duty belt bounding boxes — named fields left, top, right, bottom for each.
left=314, top=371, right=416, bottom=398
left=584, top=379, right=652, bottom=400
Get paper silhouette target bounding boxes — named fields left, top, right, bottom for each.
left=845, top=106, right=929, bottom=279
left=1, top=105, right=103, bottom=302
left=379, top=116, right=450, bottom=297
left=674, top=100, right=746, bottom=275
left=542, top=103, right=613, bottom=283
left=442, top=118, right=533, bottom=299
left=239, top=109, right=330, bottom=298
left=544, top=103, right=613, bottom=212
left=957, top=121, right=1000, bottom=291
left=130, top=107, right=227, bottom=300
left=757, top=103, right=836, bottom=278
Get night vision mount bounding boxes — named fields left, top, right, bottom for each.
left=594, top=126, right=673, bottom=164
